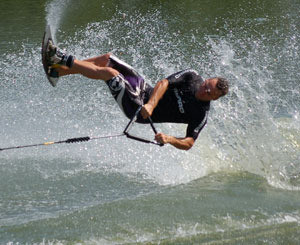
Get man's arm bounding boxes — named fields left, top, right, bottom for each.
left=141, top=78, right=195, bottom=150
left=141, top=78, right=169, bottom=119
left=155, top=133, right=195, bottom=150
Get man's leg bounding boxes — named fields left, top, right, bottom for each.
left=49, top=47, right=146, bottom=120
left=53, top=53, right=118, bottom=81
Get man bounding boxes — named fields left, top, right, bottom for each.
left=46, top=43, right=229, bottom=150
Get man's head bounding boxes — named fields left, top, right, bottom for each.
left=196, top=77, right=229, bottom=101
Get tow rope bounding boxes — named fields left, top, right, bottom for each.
left=0, top=106, right=163, bottom=152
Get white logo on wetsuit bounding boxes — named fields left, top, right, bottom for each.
left=174, top=88, right=185, bottom=113
left=194, top=111, right=208, bottom=133
left=108, top=75, right=125, bottom=92
left=174, top=69, right=198, bottom=79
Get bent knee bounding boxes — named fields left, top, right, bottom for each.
left=103, top=52, right=112, bottom=61
left=102, top=67, right=120, bottom=81
left=90, top=53, right=112, bottom=67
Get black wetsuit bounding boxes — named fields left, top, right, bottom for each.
left=149, top=69, right=210, bottom=140
left=106, top=55, right=210, bottom=141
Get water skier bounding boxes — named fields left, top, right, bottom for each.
left=46, top=44, right=229, bottom=150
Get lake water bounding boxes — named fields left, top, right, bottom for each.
left=0, top=0, right=300, bottom=244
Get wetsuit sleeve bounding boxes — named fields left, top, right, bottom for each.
left=186, top=111, right=209, bottom=140
left=166, top=69, right=199, bottom=88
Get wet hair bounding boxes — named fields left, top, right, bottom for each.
left=215, top=77, right=229, bottom=97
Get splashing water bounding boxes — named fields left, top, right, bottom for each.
left=45, top=0, right=72, bottom=41
left=63, top=10, right=300, bottom=189
left=1, top=7, right=300, bottom=188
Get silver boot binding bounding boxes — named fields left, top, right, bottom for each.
left=46, top=40, right=75, bottom=68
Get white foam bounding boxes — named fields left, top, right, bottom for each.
left=45, top=0, right=72, bottom=42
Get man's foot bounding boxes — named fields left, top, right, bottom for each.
left=48, top=66, right=59, bottom=78
left=46, top=40, right=75, bottom=68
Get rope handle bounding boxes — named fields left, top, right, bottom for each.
left=123, top=106, right=164, bottom=147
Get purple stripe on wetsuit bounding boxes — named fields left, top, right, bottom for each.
left=124, top=75, right=141, bottom=90
left=106, top=55, right=149, bottom=122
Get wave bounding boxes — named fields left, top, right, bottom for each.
left=2, top=172, right=300, bottom=244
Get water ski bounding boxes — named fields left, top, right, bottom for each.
left=41, top=25, right=58, bottom=87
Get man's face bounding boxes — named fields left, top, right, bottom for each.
left=196, top=78, right=222, bottom=101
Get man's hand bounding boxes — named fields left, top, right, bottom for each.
left=155, top=133, right=170, bottom=144
left=141, top=104, right=154, bottom=119
left=154, top=133, right=195, bottom=150
left=140, top=79, right=169, bottom=119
